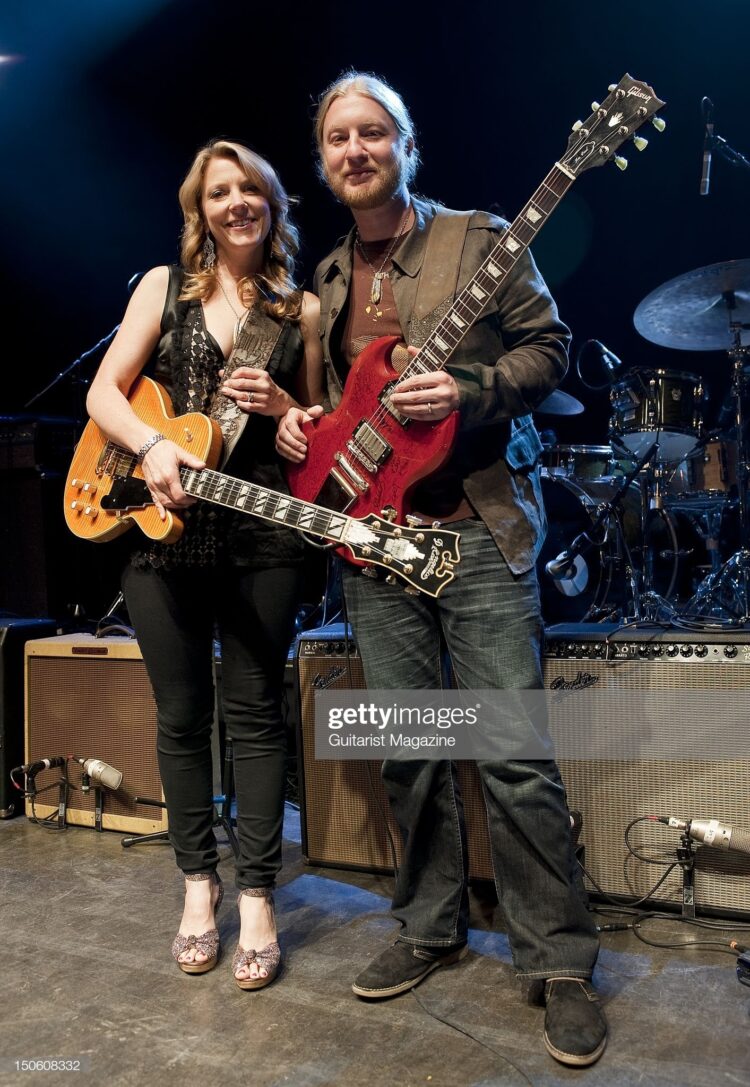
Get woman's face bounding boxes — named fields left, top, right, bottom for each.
left=201, top=156, right=272, bottom=267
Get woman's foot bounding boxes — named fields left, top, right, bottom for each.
left=171, top=872, right=224, bottom=973
left=233, top=888, right=280, bottom=989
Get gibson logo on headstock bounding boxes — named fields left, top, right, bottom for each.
left=626, top=86, right=651, bottom=103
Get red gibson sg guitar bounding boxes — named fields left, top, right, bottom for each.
left=287, top=75, right=665, bottom=560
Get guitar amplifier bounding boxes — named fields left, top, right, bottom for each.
left=0, top=618, right=58, bottom=817
left=295, top=624, right=494, bottom=879
left=547, top=623, right=750, bottom=917
left=24, top=634, right=167, bottom=834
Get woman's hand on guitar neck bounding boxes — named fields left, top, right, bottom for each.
left=275, top=405, right=324, bottom=463
left=141, top=440, right=206, bottom=519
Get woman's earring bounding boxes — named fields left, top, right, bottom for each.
left=201, top=234, right=216, bottom=270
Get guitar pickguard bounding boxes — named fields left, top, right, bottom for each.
left=100, top=477, right=151, bottom=511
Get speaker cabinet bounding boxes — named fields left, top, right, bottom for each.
left=297, top=622, right=750, bottom=917
left=546, top=624, right=750, bottom=917
left=25, top=634, right=167, bottom=834
left=0, top=618, right=58, bottom=817
left=295, top=624, right=494, bottom=879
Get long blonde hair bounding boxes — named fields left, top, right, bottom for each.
left=178, top=139, right=301, bottom=321
left=314, top=71, right=420, bottom=186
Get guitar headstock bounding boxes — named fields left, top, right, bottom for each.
left=342, top=514, right=461, bottom=597
left=560, top=74, right=666, bottom=177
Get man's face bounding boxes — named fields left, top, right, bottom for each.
left=320, top=93, right=409, bottom=210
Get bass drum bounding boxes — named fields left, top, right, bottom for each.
left=537, top=475, right=640, bottom=625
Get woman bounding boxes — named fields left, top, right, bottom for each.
left=87, top=139, right=322, bottom=989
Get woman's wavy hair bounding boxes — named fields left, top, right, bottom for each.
left=313, top=70, right=420, bottom=186
left=178, top=139, right=301, bottom=321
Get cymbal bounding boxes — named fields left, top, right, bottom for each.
left=634, top=259, right=750, bottom=350
left=535, top=389, right=584, bottom=415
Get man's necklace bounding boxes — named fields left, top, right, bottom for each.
left=355, top=206, right=412, bottom=321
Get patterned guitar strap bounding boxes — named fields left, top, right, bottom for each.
left=208, top=304, right=285, bottom=467
left=408, top=207, right=471, bottom=351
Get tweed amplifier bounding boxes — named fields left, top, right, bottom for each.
left=547, top=623, right=750, bottom=917
left=295, top=623, right=495, bottom=879
left=24, top=634, right=167, bottom=834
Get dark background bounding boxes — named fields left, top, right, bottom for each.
left=1, top=0, right=748, bottom=618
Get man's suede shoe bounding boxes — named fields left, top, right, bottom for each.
left=352, top=939, right=468, bottom=999
left=543, top=978, right=607, bottom=1066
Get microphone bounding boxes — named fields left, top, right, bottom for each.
left=657, top=815, right=750, bottom=856
left=17, top=756, right=67, bottom=777
left=545, top=551, right=577, bottom=580
left=76, top=758, right=123, bottom=791
left=700, top=97, right=714, bottom=196
left=590, top=339, right=623, bottom=374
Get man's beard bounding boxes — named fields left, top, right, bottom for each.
left=324, top=157, right=404, bottom=211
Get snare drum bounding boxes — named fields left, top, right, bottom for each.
left=540, top=444, right=624, bottom=482
left=609, top=368, right=703, bottom=463
left=668, top=438, right=738, bottom=498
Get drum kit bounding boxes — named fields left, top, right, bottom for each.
left=537, top=258, right=750, bottom=628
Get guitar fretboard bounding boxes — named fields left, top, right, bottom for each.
left=403, top=164, right=574, bottom=382
left=181, top=465, right=355, bottom=543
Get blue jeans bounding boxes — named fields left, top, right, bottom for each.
left=342, top=518, right=599, bottom=980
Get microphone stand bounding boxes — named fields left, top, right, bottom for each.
left=707, top=132, right=750, bottom=176
left=24, top=324, right=120, bottom=419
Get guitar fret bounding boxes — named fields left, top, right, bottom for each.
left=469, top=281, right=488, bottom=302
left=524, top=203, right=543, bottom=224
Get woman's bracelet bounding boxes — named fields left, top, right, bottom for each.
left=136, top=432, right=166, bottom=461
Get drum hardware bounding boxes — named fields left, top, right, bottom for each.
left=681, top=326, right=750, bottom=623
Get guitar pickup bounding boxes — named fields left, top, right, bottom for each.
left=351, top=421, right=392, bottom=465
left=379, top=381, right=409, bottom=426
left=334, top=452, right=369, bottom=492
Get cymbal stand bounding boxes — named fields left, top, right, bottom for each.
left=685, top=324, right=750, bottom=623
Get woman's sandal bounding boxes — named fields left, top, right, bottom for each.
left=171, top=871, right=224, bottom=975
left=232, top=887, right=280, bottom=991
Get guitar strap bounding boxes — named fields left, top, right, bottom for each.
left=409, top=208, right=471, bottom=345
left=208, top=305, right=285, bottom=467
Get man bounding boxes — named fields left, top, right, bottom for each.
left=277, top=71, right=606, bottom=1067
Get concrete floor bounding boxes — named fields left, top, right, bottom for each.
left=3, top=803, right=750, bottom=1087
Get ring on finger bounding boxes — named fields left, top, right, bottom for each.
left=246, top=391, right=254, bottom=404
left=426, top=401, right=434, bottom=415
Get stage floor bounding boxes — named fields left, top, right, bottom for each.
left=3, top=803, right=749, bottom=1087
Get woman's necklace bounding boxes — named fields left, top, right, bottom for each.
left=355, top=206, right=412, bottom=321
left=216, top=275, right=249, bottom=345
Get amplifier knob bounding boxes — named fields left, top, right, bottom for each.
left=680, top=644, right=693, bottom=657
left=694, top=644, right=708, bottom=658
left=665, top=644, right=679, bottom=657
left=651, top=645, right=663, bottom=656
left=637, top=645, right=649, bottom=657
left=725, top=644, right=738, bottom=658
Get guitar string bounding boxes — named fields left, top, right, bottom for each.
left=350, top=170, right=572, bottom=457
left=102, top=442, right=449, bottom=579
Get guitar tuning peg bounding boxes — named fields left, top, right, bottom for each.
left=632, top=135, right=648, bottom=151
left=591, top=101, right=601, bottom=111
left=651, top=116, right=666, bottom=133
left=385, top=574, right=398, bottom=586
left=571, top=120, right=583, bottom=132
left=613, top=155, right=628, bottom=171
left=608, top=83, right=617, bottom=92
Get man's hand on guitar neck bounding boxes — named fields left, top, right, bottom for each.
left=389, top=367, right=460, bottom=422
left=275, top=404, right=325, bottom=463
left=141, top=439, right=205, bottom=519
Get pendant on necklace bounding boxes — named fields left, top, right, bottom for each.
left=366, top=272, right=385, bottom=319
